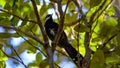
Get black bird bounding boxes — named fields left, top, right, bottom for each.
left=44, top=14, right=83, bottom=65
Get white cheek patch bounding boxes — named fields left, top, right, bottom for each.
left=45, top=16, right=50, bottom=23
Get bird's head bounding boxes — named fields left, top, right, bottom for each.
left=45, top=14, right=53, bottom=23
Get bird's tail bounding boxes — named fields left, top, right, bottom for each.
left=63, top=43, right=83, bottom=65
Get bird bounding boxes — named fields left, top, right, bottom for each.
left=44, top=14, right=83, bottom=66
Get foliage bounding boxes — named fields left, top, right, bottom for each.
left=0, top=0, right=120, bottom=68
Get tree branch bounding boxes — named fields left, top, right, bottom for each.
left=81, top=1, right=112, bottom=68
left=52, top=0, right=70, bottom=52
left=18, top=32, right=61, bottom=68
left=31, top=0, right=54, bottom=68
left=31, top=0, right=49, bottom=43
left=82, top=32, right=91, bottom=68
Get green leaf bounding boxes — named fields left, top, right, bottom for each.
left=28, top=10, right=36, bottom=20
left=0, top=57, right=8, bottom=61
left=10, top=16, right=19, bottom=26
left=74, top=24, right=90, bottom=32
left=106, top=17, right=118, bottom=26
left=90, top=50, right=104, bottom=68
left=0, top=13, right=10, bottom=17
left=0, top=0, right=6, bottom=7
left=0, top=44, right=8, bottom=61
left=0, top=18, right=10, bottom=26
left=106, top=57, right=119, bottom=64
left=23, top=23, right=36, bottom=32
left=40, top=59, right=49, bottom=68
left=90, top=0, right=102, bottom=8
left=68, top=2, right=76, bottom=12
left=36, top=53, right=42, bottom=63
left=4, top=2, right=12, bottom=10
left=0, top=44, right=3, bottom=49
left=114, top=34, right=120, bottom=56
left=20, top=16, right=28, bottom=27
left=22, top=3, right=31, bottom=13
left=28, top=63, right=37, bottom=67
left=65, top=13, right=78, bottom=24
left=62, top=0, right=68, bottom=4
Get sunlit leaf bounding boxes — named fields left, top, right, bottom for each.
left=0, top=0, right=6, bottom=7
left=68, top=2, right=76, bottom=12
left=65, top=13, right=78, bottom=24
left=62, top=0, right=68, bottom=4
left=36, top=53, right=42, bottom=63
left=0, top=44, right=8, bottom=61
left=106, top=17, right=118, bottom=26
left=0, top=57, right=8, bottom=61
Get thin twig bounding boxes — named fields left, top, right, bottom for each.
left=0, top=9, right=37, bottom=24
left=101, top=31, right=119, bottom=49
left=17, top=32, right=46, bottom=56
left=0, top=48, right=27, bottom=68
left=11, top=45, right=25, bottom=64
left=0, top=25, right=44, bottom=45
left=73, top=0, right=84, bottom=15
left=73, top=0, right=88, bottom=27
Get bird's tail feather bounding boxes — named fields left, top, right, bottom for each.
left=63, top=43, right=83, bottom=65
